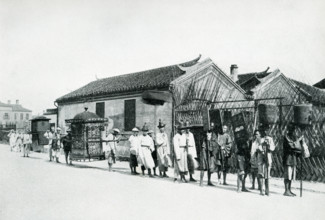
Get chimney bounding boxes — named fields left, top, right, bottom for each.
left=16, top=100, right=19, bottom=105
left=230, top=64, right=238, bottom=82
left=7, top=100, right=11, bottom=104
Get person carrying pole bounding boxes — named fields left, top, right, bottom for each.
left=199, top=122, right=218, bottom=186
left=283, top=123, right=303, bottom=197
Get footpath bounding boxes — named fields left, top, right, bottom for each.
left=3, top=143, right=325, bottom=195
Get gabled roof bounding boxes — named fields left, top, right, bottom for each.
left=56, top=56, right=201, bottom=103
left=236, top=67, right=271, bottom=86
left=237, top=70, right=325, bottom=105
left=290, top=79, right=325, bottom=105
left=314, top=78, right=325, bottom=89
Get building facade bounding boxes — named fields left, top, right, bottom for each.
left=0, top=100, right=32, bottom=130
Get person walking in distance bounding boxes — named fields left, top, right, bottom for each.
left=61, top=128, right=73, bottom=165
left=23, top=129, right=32, bottom=157
left=44, top=127, right=54, bottom=161
left=52, top=127, right=62, bottom=163
left=8, top=129, right=16, bottom=152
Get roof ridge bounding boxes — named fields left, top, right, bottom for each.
left=97, top=55, right=201, bottom=82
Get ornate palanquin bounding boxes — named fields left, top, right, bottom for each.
left=65, top=108, right=108, bottom=161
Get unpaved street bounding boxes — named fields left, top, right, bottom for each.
left=1, top=144, right=324, bottom=220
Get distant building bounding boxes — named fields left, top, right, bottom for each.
left=0, top=100, right=32, bottom=130
left=43, top=108, right=58, bottom=129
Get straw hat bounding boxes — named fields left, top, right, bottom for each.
left=148, top=130, right=154, bottom=134
left=132, top=127, right=139, bottom=132
left=112, top=128, right=120, bottom=134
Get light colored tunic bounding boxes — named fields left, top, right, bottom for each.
left=156, top=132, right=171, bottom=169
left=139, top=135, right=155, bottom=169
left=173, top=133, right=188, bottom=173
left=129, top=135, right=141, bottom=156
left=103, top=133, right=117, bottom=164
left=184, top=132, right=197, bottom=158
left=8, top=133, right=17, bottom=147
left=256, top=137, right=276, bottom=178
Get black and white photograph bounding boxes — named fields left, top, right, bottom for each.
left=1, top=0, right=325, bottom=219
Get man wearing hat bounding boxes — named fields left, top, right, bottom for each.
left=129, top=127, right=140, bottom=175
left=184, top=121, right=198, bottom=182
left=156, top=119, right=171, bottom=178
left=139, top=123, right=155, bottom=177
left=173, top=121, right=189, bottom=183
left=8, top=129, right=17, bottom=152
left=61, top=128, right=73, bottom=165
left=148, top=130, right=159, bottom=176
left=44, top=127, right=54, bottom=161
left=52, top=127, right=62, bottom=163
left=103, top=128, right=120, bottom=171
left=22, top=129, right=32, bottom=157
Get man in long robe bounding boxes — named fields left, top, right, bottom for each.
left=173, top=122, right=188, bottom=183
left=148, top=130, right=159, bottom=176
left=184, top=122, right=197, bottom=182
left=22, top=130, right=32, bottom=157
left=139, top=124, right=155, bottom=177
left=156, top=119, right=171, bottom=178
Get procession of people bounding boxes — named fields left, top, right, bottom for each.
left=5, top=117, right=308, bottom=198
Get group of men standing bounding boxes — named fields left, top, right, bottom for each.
left=126, top=120, right=171, bottom=177
left=7, top=129, right=32, bottom=157
left=44, top=127, right=72, bottom=165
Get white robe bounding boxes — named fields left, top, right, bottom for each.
left=139, top=135, right=155, bottom=169
left=173, top=133, right=188, bottom=173
left=184, top=132, right=197, bottom=158
left=156, top=132, right=171, bottom=168
left=8, top=133, right=17, bottom=148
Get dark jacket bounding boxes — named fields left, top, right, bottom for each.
left=61, top=134, right=72, bottom=151
left=283, top=135, right=302, bottom=166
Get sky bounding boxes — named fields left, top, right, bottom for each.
left=0, top=0, right=324, bottom=115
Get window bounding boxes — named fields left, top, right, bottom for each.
left=96, top=102, right=105, bottom=118
left=26, top=113, right=29, bottom=120
left=3, top=113, right=9, bottom=120
left=20, top=113, right=23, bottom=120
left=124, top=99, right=136, bottom=131
left=15, top=113, right=17, bottom=120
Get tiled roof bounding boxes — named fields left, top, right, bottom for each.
left=290, top=79, right=325, bottom=105
left=314, top=78, right=325, bottom=89
left=237, top=71, right=325, bottom=105
left=56, top=56, right=201, bottom=103
left=236, top=68, right=271, bottom=86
